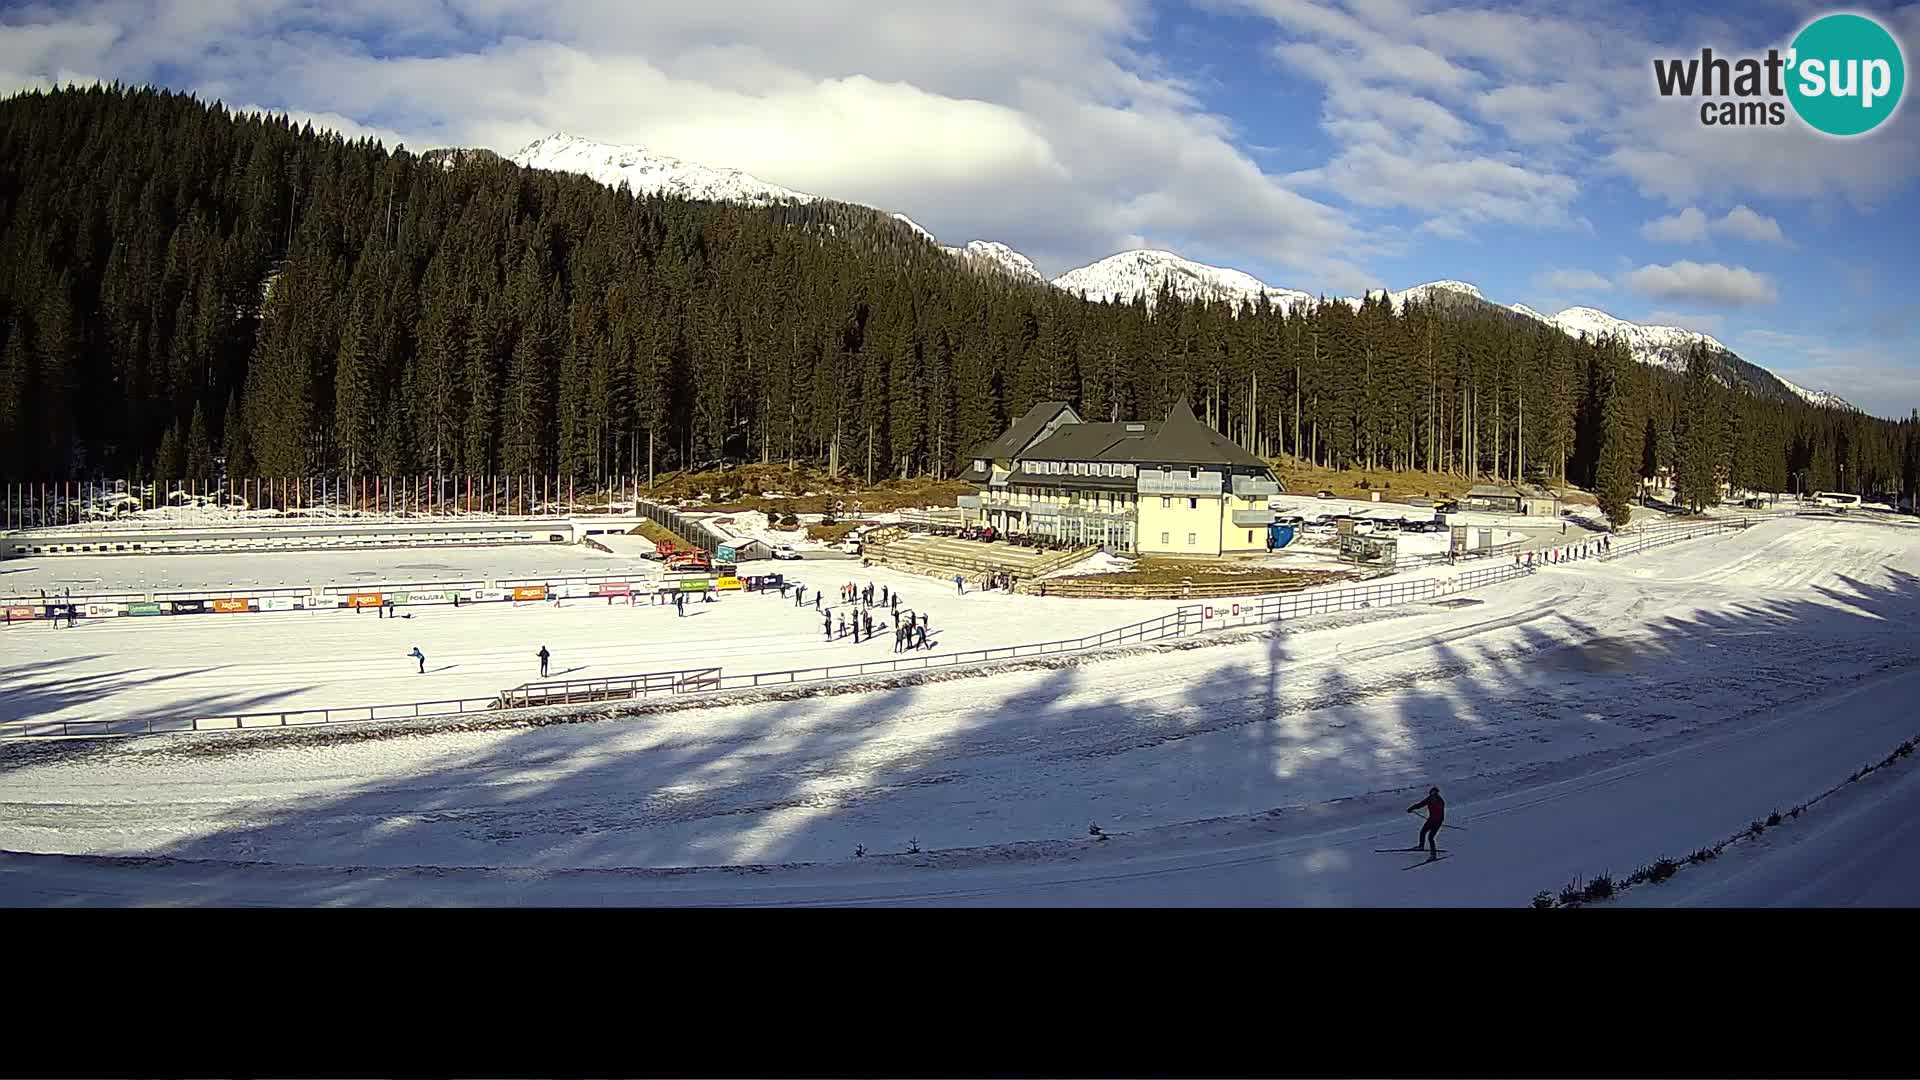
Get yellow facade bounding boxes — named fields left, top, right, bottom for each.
left=1134, top=491, right=1269, bottom=557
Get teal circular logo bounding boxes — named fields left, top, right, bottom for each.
left=1787, top=13, right=1905, bottom=136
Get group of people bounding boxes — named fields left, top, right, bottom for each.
left=965, top=572, right=1017, bottom=593
left=1521, top=534, right=1611, bottom=567
left=817, top=578, right=932, bottom=651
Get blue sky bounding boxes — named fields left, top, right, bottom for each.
left=2, top=0, right=1917, bottom=416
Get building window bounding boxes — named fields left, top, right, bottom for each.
left=1188, top=466, right=1199, bottom=479
left=1160, top=531, right=1170, bottom=545
left=1161, top=497, right=1170, bottom=509
left=1187, top=532, right=1197, bottom=546
left=1247, top=530, right=1254, bottom=544
left=1188, top=497, right=1198, bottom=510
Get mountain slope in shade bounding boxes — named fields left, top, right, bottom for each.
left=1052, top=249, right=1313, bottom=310
left=512, top=132, right=817, bottom=206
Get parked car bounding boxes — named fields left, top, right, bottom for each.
left=771, top=545, right=802, bottom=560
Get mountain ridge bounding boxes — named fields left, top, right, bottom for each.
left=505, top=132, right=1856, bottom=413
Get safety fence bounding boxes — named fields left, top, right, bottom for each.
left=496, top=668, right=724, bottom=708
left=0, top=516, right=1755, bottom=739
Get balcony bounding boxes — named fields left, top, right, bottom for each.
left=1232, top=509, right=1277, bottom=527
left=1137, top=468, right=1224, bottom=496
left=955, top=494, right=982, bottom=510
left=1231, top=475, right=1281, bottom=498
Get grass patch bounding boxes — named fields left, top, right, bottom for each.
left=631, top=520, right=692, bottom=549
left=807, top=523, right=859, bottom=543
left=1266, top=458, right=1599, bottom=507
left=641, top=462, right=972, bottom=515
left=1068, top=558, right=1346, bottom=588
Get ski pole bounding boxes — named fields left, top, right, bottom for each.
left=1442, top=823, right=1467, bottom=831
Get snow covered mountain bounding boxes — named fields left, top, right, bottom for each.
left=1774, top=375, right=1860, bottom=411
left=512, top=133, right=817, bottom=206
left=503, top=132, right=1857, bottom=412
left=943, top=240, right=1047, bottom=284
left=1052, top=249, right=1313, bottom=310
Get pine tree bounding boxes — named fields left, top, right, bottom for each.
left=1673, top=342, right=1723, bottom=512
left=1593, top=344, right=1637, bottom=528
left=155, top=420, right=184, bottom=482
left=221, top=389, right=255, bottom=481
left=184, top=399, right=212, bottom=481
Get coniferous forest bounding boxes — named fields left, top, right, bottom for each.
left=2, top=85, right=1916, bottom=527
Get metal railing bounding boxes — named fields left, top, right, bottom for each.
left=0, top=515, right=1753, bottom=740
left=496, top=667, right=723, bottom=708
left=0, top=694, right=504, bottom=739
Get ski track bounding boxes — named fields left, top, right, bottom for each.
left=2, top=516, right=1917, bottom=904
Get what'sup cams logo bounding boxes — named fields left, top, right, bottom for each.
left=1653, top=11, right=1906, bottom=136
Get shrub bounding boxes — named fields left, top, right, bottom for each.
left=1559, top=879, right=1585, bottom=907
left=1532, top=890, right=1556, bottom=909
left=1748, top=819, right=1765, bottom=837
left=1582, top=874, right=1615, bottom=901
left=778, top=512, right=800, bottom=527
left=1648, top=857, right=1679, bottom=884
left=906, top=837, right=921, bottom=854
left=1686, top=847, right=1717, bottom=865
left=854, top=844, right=865, bottom=858
left=1766, top=810, right=1782, bottom=827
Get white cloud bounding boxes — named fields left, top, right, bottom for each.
left=1647, top=310, right=1723, bottom=335
left=1534, top=268, right=1613, bottom=291
left=1642, top=207, right=1710, bottom=244
left=0, top=0, right=1368, bottom=284
left=1641, top=204, right=1793, bottom=247
left=1623, top=261, right=1778, bottom=308
left=1716, top=205, right=1791, bottom=247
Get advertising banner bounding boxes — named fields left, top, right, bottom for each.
left=403, top=590, right=447, bottom=604
left=473, top=589, right=508, bottom=603
left=211, top=598, right=251, bottom=613
left=86, top=603, right=125, bottom=617
left=717, top=576, right=742, bottom=591
left=596, top=582, right=632, bottom=597
left=557, top=583, right=595, bottom=599
left=511, top=586, right=548, bottom=601
left=346, top=592, right=384, bottom=608
left=260, top=597, right=298, bottom=612
left=678, top=578, right=711, bottom=593
left=127, top=602, right=164, bottom=616
left=169, top=599, right=207, bottom=615
left=5, top=605, right=36, bottom=621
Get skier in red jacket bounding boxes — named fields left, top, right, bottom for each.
left=1407, top=787, right=1445, bottom=858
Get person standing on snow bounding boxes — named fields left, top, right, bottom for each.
left=409, top=647, right=426, bottom=674
left=955, top=573, right=965, bottom=595
left=1407, top=787, right=1445, bottom=858
left=537, top=646, right=551, bottom=678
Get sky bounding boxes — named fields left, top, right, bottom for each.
left=2, top=0, right=1918, bottom=418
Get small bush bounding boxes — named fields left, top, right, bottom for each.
left=1687, top=847, right=1717, bottom=865
left=1748, top=820, right=1765, bottom=837
left=1582, top=874, right=1615, bottom=902
left=1559, top=879, right=1585, bottom=907
left=854, top=844, right=865, bottom=858
left=778, top=512, right=800, bottom=527
left=1648, top=857, right=1679, bottom=884
left=906, top=836, right=921, bottom=854
left=1532, top=890, right=1556, bottom=909
left=1766, top=810, right=1782, bottom=827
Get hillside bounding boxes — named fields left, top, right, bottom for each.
left=0, top=85, right=1911, bottom=507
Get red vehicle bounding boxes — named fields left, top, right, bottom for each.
left=667, top=551, right=711, bottom=572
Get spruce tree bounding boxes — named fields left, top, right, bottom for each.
left=184, top=399, right=212, bottom=481
left=1594, top=344, right=1637, bottom=528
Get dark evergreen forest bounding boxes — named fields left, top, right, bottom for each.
left=2, top=85, right=1915, bottom=525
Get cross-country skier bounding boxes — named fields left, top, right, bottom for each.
left=955, top=574, right=965, bottom=595
left=409, top=647, right=426, bottom=674
left=824, top=610, right=833, bottom=638
left=915, top=623, right=929, bottom=651
left=1407, top=787, right=1445, bottom=859
left=537, top=646, right=551, bottom=678
left=863, top=610, right=873, bottom=640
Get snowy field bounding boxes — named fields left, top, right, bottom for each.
left=0, top=553, right=1176, bottom=728
left=3, top=516, right=1917, bottom=906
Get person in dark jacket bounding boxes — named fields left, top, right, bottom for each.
left=1407, top=787, right=1445, bottom=857
left=409, top=647, right=426, bottom=674
left=915, top=623, right=929, bottom=650
left=537, top=646, right=551, bottom=678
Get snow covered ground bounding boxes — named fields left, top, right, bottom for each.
left=0, top=556, right=1174, bottom=729
left=2, top=516, right=1915, bottom=905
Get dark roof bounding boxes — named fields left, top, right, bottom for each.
left=1019, top=421, right=1158, bottom=462
left=1138, top=399, right=1270, bottom=468
left=971, top=401, right=1077, bottom=461
left=1006, top=469, right=1138, bottom=490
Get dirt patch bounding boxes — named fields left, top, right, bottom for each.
left=1069, top=557, right=1345, bottom=588
left=806, top=523, right=858, bottom=543
left=631, top=520, right=691, bottom=549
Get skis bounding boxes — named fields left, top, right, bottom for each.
left=1404, top=854, right=1450, bottom=868
left=1375, top=847, right=1447, bottom=853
